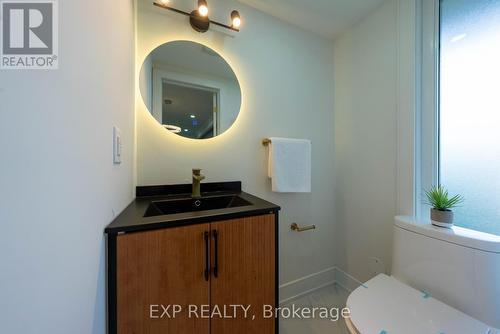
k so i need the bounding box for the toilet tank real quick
[392,216,500,328]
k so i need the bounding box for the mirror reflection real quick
[139,41,242,139]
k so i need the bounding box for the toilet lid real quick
[346,274,495,334]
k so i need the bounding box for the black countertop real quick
[105,182,280,235]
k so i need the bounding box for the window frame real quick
[396,0,439,219]
[418,0,440,219]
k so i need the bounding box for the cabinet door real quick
[210,214,276,334]
[117,224,210,334]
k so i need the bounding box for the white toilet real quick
[345,216,500,334]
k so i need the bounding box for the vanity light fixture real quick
[153,1,241,33]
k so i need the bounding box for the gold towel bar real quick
[291,223,316,232]
[262,138,271,146]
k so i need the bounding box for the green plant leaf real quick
[424,185,464,210]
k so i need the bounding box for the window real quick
[439,0,500,236]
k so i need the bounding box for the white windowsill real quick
[395,215,500,254]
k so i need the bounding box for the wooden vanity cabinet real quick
[110,213,277,334]
[210,215,276,334]
[116,223,211,334]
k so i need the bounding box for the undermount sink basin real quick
[144,194,252,217]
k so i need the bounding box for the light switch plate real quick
[113,126,122,164]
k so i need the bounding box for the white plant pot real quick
[430,208,454,228]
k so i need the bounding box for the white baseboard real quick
[279,267,336,304]
[279,266,364,304]
[334,267,364,292]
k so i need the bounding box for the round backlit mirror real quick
[139,41,242,139]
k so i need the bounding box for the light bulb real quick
[231,10,241,28]
[159,0,169,4]
[198,0,208,16]
[232,17,241,28]
[198,5,208,16]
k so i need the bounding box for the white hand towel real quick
[267,137,311,193]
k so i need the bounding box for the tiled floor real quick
[280,283,351,334]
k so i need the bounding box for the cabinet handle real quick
[204,231,210,281]
[212,230,218,278]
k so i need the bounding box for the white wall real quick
[0,1,135,333]
[333,0,398,282]
[136,0,336,295]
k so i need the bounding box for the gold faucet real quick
[192,168,205,198]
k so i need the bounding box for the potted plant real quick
[425,185,464,228]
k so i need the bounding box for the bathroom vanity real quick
[105,182,280,334]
